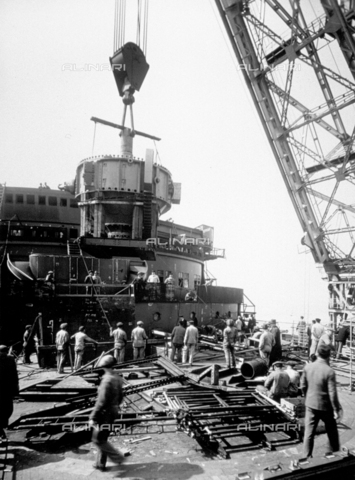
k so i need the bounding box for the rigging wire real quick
[153,140,162,165]
[113,0,117,53]
[143,0,149,57]
[121,0,126,49]
[136,0,142,47]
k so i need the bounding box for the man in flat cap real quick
[0,345,19,440]
[310,318,325,356]
[89,355,125,471]
[23,324,37,364]
[223,319,237,368]
[259,323,275,367]
[131,321,148,360]
[285,361,300,397]
[183,319,199,366]
[110,322,127,363]
[301,343,341,458]
[71,326,98,371]
[317,325,335,355]
[256,360,290,403]
[56,322,70,374]
[269,319,282,364]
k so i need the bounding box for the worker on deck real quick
[247,315,256,334]
[89,355,125,471]
[92,271,102,293]
[317,325,335,355]
[23,324,36,364]
[183,319,199,366]
[301,344,341,458]
[133,272,146,301]
[147,270,160,283]
[223,319,237,368]
[189,311,198,328]
[147,270,160,300]
[258,323,275,367]
[335,321,350,359]
[256,360,290,403]
[110,322,127,363]
[71,326,98,371]
[235,316,244,345]
[131,321,148,360]
[307,320,316,357]
[55,323,70,374]
[84,270,94,295]
[164,273,175,301]
[310,318,325,356]
[0,345,19,440]
[170,318,186,363]
[285,361,300,397]
[269,319,282,364]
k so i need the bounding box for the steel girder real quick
[215,0,355,279]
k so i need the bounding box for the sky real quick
[0,0,332,329]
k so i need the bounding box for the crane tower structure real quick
[215,0,355,326]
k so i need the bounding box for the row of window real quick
[1,225,78,241]
[5,194,78,208]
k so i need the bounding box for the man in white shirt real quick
[310,318,325,356]
[285,361,300,397]
[56,323,70,374]
[183,320,199,366]
[147,271,160,283]
[71,326,98,371]
[110,322,127,363]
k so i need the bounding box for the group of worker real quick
[255,343,341,459]
[53,321,149,373]
[5,312,344,466]
[169,313,199,365]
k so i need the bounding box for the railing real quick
[134,284,194,303]
[40,282,134,297]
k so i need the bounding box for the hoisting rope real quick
[114,0,148,55]
[113,0,126,53]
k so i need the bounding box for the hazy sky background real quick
[1,0,331,328]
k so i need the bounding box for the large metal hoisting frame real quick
[214,0,355,333]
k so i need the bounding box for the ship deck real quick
[3,350,355,480]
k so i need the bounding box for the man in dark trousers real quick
[269,319,282,364]
[170,318,186,363]
[89,355,125,471]
[301,343,341,458]
[23,324,36,364]
[110,322,127,363]
[0,345,19,439]
[55,323,70,374]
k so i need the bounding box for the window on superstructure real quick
[27,195,35,204]
[38,196,46,205]
[5,194,13,203]
[60,198,67,207]
[194,275,201,289]
[178,273,183,287]
[48,196,57,206]
[16,194,24,204]
[70,199,78,208]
